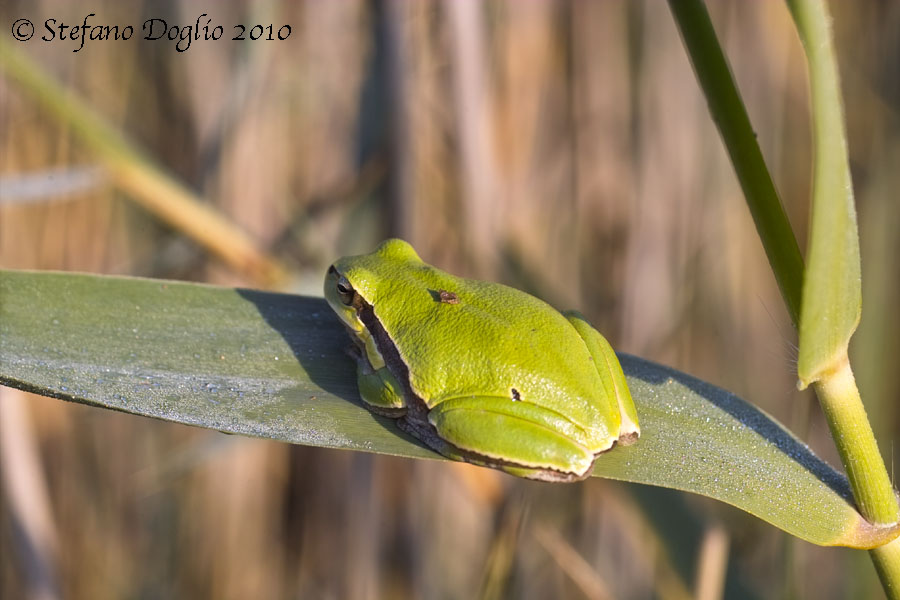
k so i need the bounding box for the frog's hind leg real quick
[426,396,597,481]
[564,311,640,444]
[399,416,587,482]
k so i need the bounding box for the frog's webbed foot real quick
[396,415,450,456]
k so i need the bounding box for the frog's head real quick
[325,239,421,315]
[324,239,422,368]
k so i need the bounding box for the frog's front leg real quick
[350,347,407,416]
[564,311,640,444]
[425,396,598,481]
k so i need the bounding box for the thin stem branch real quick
[667,0,805,326]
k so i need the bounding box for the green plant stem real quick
[670,0,900,594]
[815,360,898,525]
[666,0,805,326]
[872,539,900,597]
[785,0,900,595]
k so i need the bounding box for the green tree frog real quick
[324,239,639,481]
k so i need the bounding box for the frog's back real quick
[360,260,617,437]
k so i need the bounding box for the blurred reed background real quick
[1,1,898,598]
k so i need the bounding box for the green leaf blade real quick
[788,0,862,388]
[595,356,891,549]
[1,270,894,549]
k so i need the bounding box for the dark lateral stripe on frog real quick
[353,294,430,421]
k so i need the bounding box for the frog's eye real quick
[336,277,355,306]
